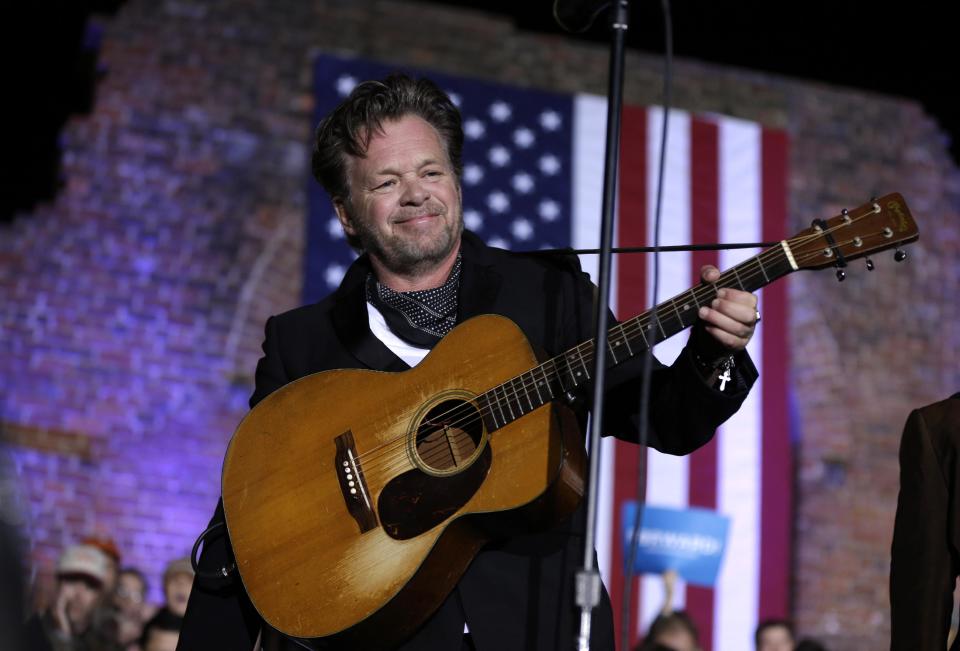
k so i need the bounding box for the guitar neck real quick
[610,241,795,354]
[476,242,796,432]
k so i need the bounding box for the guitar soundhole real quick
[415,399,483,473]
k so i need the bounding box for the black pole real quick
[575,2,629,649]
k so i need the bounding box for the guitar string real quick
[357,222,896,475]
[351,218,897,474]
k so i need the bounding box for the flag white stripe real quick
[639,106,693,632]
[714,117,763,651]
[572,94,617,587]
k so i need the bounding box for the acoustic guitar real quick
[221,193,918,648]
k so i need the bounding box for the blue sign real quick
[621,503,730,587]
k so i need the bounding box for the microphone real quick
[552,0,614,33]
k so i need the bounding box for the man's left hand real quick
[696,265,758,352]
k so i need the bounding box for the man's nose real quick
[400,177,429,205]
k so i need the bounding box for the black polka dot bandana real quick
[365,254,461,348]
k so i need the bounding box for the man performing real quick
[179,74,759,651]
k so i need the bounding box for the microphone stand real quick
[575,1,630,649]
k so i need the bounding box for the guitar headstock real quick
[789,193,919,273]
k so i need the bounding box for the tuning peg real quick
[836,267,846,282]
[866,257,875,271]
[894,248,907,262]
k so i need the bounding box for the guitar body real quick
[221,314,587,648]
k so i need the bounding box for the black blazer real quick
[890,393,960,651]
[179,231,757,651]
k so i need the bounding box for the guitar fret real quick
[637,321,649,348]
[669,299,686,329]
[509,377,526,417]
[731,266,745,290]
[652,315,667,340]
[623,321,645,352]
[607,336,622,365]
[521,374,536,412]
[493,387,508,426]
[565,352,584,386]
[531,368,545,404]
[502,384,516,421]
[480,394,500,431]
[559,356,575,390]
[576,347,591,380]
[540,364,555,399]
[756,256,770,283]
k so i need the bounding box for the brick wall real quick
[1,0,957,645]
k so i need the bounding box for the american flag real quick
[308,53,791,651]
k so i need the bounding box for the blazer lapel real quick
[329,257,410,372]
[457,232,502,322]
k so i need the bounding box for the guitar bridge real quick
[334,431,378,533]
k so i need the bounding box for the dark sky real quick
[435,1,959,164]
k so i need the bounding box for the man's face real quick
[57,576,102,634]
[335,114,463,278]
[163,572,193,617]
[757,625,794,651]
[114,571,145,614]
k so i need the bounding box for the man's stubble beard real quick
[352,201,464,277]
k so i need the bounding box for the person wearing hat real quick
[161,557,194,619]
[26,543,121,651]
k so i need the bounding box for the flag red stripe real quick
[610,104,648,649]
[685,116,720,650]
[758,128,792,620]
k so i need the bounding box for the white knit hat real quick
[56,544,111,586]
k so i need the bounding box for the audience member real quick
[637,611,701,651]
[27,543,120,651]
[81,537,121,595]
[160,557,193,618]
[80,536,127,647]
[755,618,795,651]
[794,638,829,651]
[113,567,152,650]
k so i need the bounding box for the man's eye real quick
[375,180,396,190]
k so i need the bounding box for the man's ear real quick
[333,199,355,237]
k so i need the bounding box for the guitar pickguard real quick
[379,395,492,540]
[378,446,491,540]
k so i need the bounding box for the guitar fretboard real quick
[476,242,796,432]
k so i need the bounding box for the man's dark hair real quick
[118,566,147,590]
[311,73,464,202]
[755,618,794,648]
[139,607,183,648]
[637,610,700,650]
